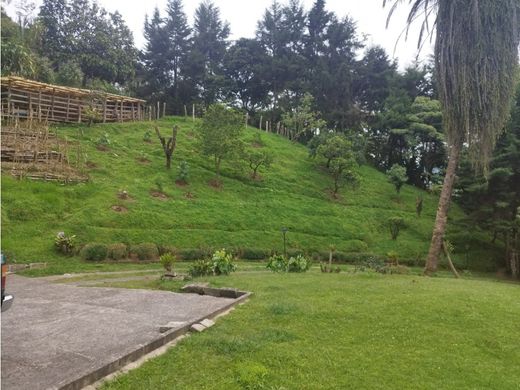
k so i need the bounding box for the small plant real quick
[107,243,128,260]
[160,252,176,274]
[188,259,213,277]
[266,254,287,273]
[143,130,152,143]
[355,257,385,273]
[212,249,237,275]
[96,133,110,148]
[251,132,265,147]
[154,178,164,192]
[287,254,312,273]
[177,160,189,184]
[80,243,108,261]
[130,243,159,260]
[387,250,399,265]
[244,149,272,179]
[117,189,129,199]
[387,164,408,194]
[388,217,405,240]
[54,231,76,255]
[84,106,102,126]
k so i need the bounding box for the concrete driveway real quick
[1,275,242,390]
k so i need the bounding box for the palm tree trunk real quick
[424,140,462,275]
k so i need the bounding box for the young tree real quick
[387,164,408,194]
[316,135,351,168]
[155,125,179,169]
[386,0,520,274]
[198,104,243,180]
[282,93,326,142]
[244,149,273,179]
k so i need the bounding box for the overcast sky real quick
[4,0,433,69]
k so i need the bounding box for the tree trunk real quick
[424,140,462,275]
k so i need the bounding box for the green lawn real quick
[1,117,501,273]
[99,270,520,390]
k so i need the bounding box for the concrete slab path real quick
[1,275,238,390]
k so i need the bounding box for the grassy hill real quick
[1,116,500,271]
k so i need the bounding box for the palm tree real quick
[385,0,520,275]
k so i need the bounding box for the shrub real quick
[160,252,176,273]
[343,239,368,253]
[388,217,405,240]
[387,164,408,194]
[178,248,206,260]
[287,254,312,273]
[188,259,213,277]
[80,243,108,261]
[240,247,271,260]
[212,249,237,275]
[380,264,410,275]
[107,243,127,260]
[54,231,76,255]
[266,255,287,273]
[143,131,152,142]
[158,245,177,256]
[177,160,189,183]
[387,251,399,265]
[96,133,110,148]
[130,243,159,260]
[355,256,385,273]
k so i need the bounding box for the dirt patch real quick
[175,179,188,187]
[251,141,264,148]
[111,205,128,213]
[136,157,151,165]
[96,145,110,152]
[208,178,222,189]
[86,161,98,169]
[150,190,169,200]
[117,191,135,201]
[184,191,196,200]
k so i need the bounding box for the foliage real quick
[143,131,152,143]
[54,232,76,255]
[177,160,189,183]
[107,243,128,260]
[212,249,237,275]
[188,259,213,277]
[287,254,312,273]
[96,132,110,147]
[160,252,176,273]
[198,104,244,179]
[388,217,405,240]
[387,164,408,194]
[130,243,159,261]
[84,106,102,126]
[266,254,287,273]
[281,93,327,142]
[55,61,84,87]
[80,243,108,261]
[244,149,272,179]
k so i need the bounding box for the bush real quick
[240,247,271,260]
[160,252,176,273]
[143,131,152,142]
[266,255,287,272]
[188,259,213,277]
[179,248,209,260]
[287,254,312,273]
[177,161,189,183]
[130,243,159,260]
[80,243,108,261]
[54,231,76,255]
[212,249,237,275]
[343,240,368,253]
[158,244,178,256]
[380,264,410,275]
[354,256,385,272]
[107,243,128,260]
[96,133,110,147]
[388,217,405,240]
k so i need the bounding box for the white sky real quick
[4,0,433,69]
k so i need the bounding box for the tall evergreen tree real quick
[187,1,230,106]
[164,0,191,113]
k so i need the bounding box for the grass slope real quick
[1,117,499,271]
[99,271,520,390]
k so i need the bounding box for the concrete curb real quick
[60,291,251,390]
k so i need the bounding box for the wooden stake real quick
[156,101,160,120]
[120,99,124,122]
[245,112,248,128]
[50,88,56,120]
[184,105,187,117]
[192,104,195,121]
[259,115,263,131]
[163,102,166,118]
[102,96,107,123]
[66,94,71,122]
[265,121,269,132]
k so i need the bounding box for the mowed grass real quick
[100,271,520,390]
[1,116,500,273]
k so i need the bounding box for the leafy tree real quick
[386,0,520,274]
[317,136,359,197]
[223,38,269,113]
[244,149,273,179]
[282,93,326,142]
[198,104,243,180]
[387,164,408,194]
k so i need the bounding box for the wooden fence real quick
[0,76,146,124]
